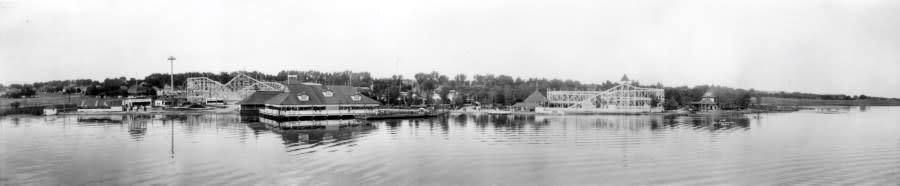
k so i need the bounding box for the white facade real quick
[538,80,664,113]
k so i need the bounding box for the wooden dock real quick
[356,111,448,120]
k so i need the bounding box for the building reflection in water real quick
[533,115,667,132]
[451,114,468,127]
[125,115,152,141]
[273,124,376,145]
[672,115,751,131]
[75,115,153,141]
[76,115,125,124]
[531,114,751,132]
[239,114,260,122]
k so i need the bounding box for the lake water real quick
[2,107,899,185]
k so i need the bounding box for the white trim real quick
[268,104,378,107]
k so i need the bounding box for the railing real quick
[536,106,662,113]
[260,108,376,117]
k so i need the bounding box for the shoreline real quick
[452,108,800,117]
[1,105,882,118]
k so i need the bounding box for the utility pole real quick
[168,56,176,90]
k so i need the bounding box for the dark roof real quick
[513,102,541,108]
[521,91,547,103]
[691,99,717,105]
[237,91,283,105]
[513,91,546,108]
[258,83,380,106]
[127,84,153,95]
[106,100,123,107]
[620,74,630,82]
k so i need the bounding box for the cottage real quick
[690,92,719,112]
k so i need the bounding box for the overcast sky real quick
[1,0,898,97]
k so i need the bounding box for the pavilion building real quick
[690,91,720,112]
[242,82,381,120]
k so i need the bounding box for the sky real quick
[1,0,898,97]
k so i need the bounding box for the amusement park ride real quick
[185,74,287,102]
[537,75,665,114]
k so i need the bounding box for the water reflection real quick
[2,107,899,185]
[239,114,260,122]
[77,115,124,124]
[672,115,751,131]
[531,114,750,132]
[274,125,376,145]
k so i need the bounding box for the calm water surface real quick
[2,107,899,185]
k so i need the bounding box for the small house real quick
[690,91,719,112]
[513,91,547,111]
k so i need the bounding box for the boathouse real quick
[248,82,381,120]
[237,91,283,115]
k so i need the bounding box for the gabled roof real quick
[522,91,547,103]
[127,84,153,95]
[702,91,715,97]
[254,83,380,106]
[237,91,283,105]
[620,74,630,82]
[692,99,717,105]
[700,99,717,104]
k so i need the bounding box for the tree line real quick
[2,70,894,110]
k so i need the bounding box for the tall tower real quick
[168,56,176,90]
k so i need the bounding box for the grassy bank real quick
[759,97,900,106]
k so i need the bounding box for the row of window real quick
[297,94,362,101]
[264,106,374,111]
[266,106,327,111]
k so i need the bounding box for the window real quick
[351,95,361,101]
[298,95,309,101]
[323,90,333,97]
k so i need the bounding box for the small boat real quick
[486,110,512,115]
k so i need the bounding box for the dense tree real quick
[8,69,896,109]
[1,84,37,98]
[663,98,680,110]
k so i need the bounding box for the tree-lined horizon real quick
[1,70,894,109]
